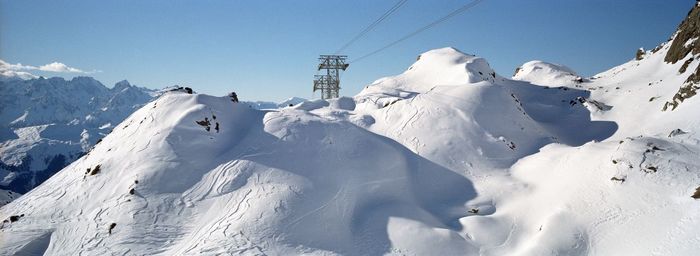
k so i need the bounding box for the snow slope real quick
[2,45,695,255]
[2,4,700,255]
[0,75,308,199]
[355,48,616,171]
[0,92,479,255]
[353,47,699,254]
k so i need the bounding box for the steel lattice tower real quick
[313,55,349,99]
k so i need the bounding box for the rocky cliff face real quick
[663,2,700,110]
[665,3,700,65]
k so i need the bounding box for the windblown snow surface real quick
[3,8,700,256]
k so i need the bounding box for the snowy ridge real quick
[246,97,308,110]
[0,76,304,201]
[355,47,615,170]
[2,6,700,255]
[0,92,478,255]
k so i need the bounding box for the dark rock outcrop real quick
[636,48,645,60]
[665,3,700,65]
[663,3,700,111]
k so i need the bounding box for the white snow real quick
[247,97,308,110]
[2,18,700,256]
[512,60,584,87]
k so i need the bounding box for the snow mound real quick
[357,47,499,103]
[355,48,615,170]
[409,47,499,85]
[328,97,356,111]
[0,93,478,255]
[512,60,584,87]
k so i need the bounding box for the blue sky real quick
[1,0,695,101]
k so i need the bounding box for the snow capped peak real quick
[512,60,584,87]
[517,60,577,75]
[244,97,308,109]
[416,47,474,64]
[278,96,306,107]
[408,47,498,86]
[357,47,499,102]
[112,80,132,91]
[69,76,100,84]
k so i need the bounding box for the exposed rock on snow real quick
[662,3,700,110]
[1,44,698,254]
[0,93,479,255]
[636,48,646,60]
[668,128,688,137]
[665,3,700,65]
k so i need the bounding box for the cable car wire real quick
[334,0,408,54]
[350,0,486,63]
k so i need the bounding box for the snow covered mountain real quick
[0,77,158,197]
[0,76,305,203]
[512,60,585,87]
[2,4,700,256]
[246,97,308,110]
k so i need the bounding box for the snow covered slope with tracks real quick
[2,4,700,255]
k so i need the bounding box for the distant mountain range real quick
[0,77,158,196]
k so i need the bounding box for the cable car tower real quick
[313,55,348,99]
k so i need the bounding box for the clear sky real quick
[1,0,696,101]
